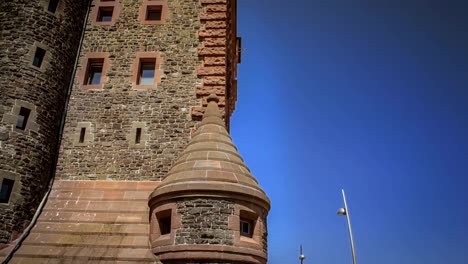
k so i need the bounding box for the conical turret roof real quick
[149,94,270,210]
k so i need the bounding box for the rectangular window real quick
[135,128,142,144]
[79,127,86,143]
[157,210,171,235]
[97,6,114,22]
[32,47,46,68]
[47,0,59,13]
[85,59,104,85]
[137,59,156,85]
[0,179,14,203]
[146,5,162,21]
[16,107,31,130]
[240,220,252,237]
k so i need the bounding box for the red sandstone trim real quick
[130,52,163,90]
[149,202,180,247]
[192,0,229,121]
[153,244,267,264]
[229,203,265,250]
[76,52,111,90]
[89,0,121,26]
[139,0,169,25]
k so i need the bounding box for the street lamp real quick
[337,189,357,264]
[299,244,306,264]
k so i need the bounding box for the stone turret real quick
[148,94,270,264]
[0,0,88,244]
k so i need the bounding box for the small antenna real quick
[299,244,306,264]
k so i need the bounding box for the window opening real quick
[138,59,156,85]
[79,127,86,143]
[48,0,59,13]
[240,219,253,238]
[135,128,142,144]
[16,107,31,130]
[0,179,14,203]
[85,59,104,85]
[33,47,46,68]
[97,6,114,22]
[157,210,171,235]
[146,5,162,21]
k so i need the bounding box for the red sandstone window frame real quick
[90,0,121,26]
[131,52,162,89]
[150,203,180,247]
[139,0,169,25]
[77,52,111,90]
[229,205,264,249]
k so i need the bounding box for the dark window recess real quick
[16,107,31,130]
[85,59,104,85]
[47,0,59,13]
[240,219,254,238]
[97,7,114,22]
[32,47,46,68]
[135,128,142,144]
[157,210,171,235]
[146,5,162,21]
[0,179,14,203]
[137,59,156,85]
[79,127,86,143]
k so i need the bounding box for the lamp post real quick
[337,189,357,264]
[299,244,306,264]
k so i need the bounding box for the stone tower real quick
[0,0,267,262]
[0,0,88,243]
[149,94,270,264]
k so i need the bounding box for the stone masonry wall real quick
[175,198,235,246]
[0,0,87,243]
[56,0,205,181]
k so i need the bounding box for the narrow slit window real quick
[138,59,156,85]
[146,5,162,21]
[97,6,114,22]
[79,127,86,143]
[0,179,14,204]
[85,58,104,85]
[32,47,46,68]
[135,128,142,144]
[16,107,31,130]
[47,0,59,13]
[157,210,171,235]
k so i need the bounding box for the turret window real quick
[47,0,59,13]
[157,209,172,235]
[240,219,254,238]
[239,210,257,238]
[32,47,46,68]
[0,179,14,203]
[16,107,31,130]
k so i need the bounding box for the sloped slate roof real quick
[0,181,160,263]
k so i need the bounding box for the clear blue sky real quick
[230,1,468,264]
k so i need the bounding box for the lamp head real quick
[337,207,347,216]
